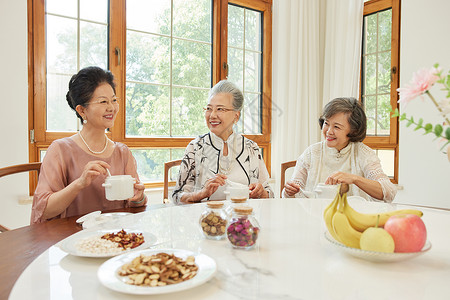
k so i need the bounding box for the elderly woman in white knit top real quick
[283,97,397,202]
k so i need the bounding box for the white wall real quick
[0,0,31,229]
[394,0,450,208]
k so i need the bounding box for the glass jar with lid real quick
[227,206,260,249]
[199,201,228,240]
[225,197,248,216]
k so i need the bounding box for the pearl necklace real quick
[78,131,109,154]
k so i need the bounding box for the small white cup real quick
[102,175,136,201]
[314,183,338,199]
[224,186,249,201]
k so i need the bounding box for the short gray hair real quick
[208,80,244,112]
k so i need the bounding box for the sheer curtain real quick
[271,0,363,193]
[322,0,364,104]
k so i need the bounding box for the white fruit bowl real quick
[324,231,432,263]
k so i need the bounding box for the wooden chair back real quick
[163,159,182,203]
[0,162,42,232]
[0,162,42,178]
[280,160,296,197]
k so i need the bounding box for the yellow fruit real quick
[331,194,361,248]
[323,194,341,242]
[360,227,395,253]
[332,211,362,248]
[343,196,423,232]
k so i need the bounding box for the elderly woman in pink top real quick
[31,67,147,224]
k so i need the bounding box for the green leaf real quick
[446,127,450,140]
[434,124,443,137]
[400,113,407,121]
[424,123,433,133]
[434,63,440,68]
[406,116,414,127]
[391,108,399,117]
[414,118,423,131]
[440,140,450,151]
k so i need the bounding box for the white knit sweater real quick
[283,141,397,202]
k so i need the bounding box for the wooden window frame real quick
[27,0,272,189]
[361,0,400,183]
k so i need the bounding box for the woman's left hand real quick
[325,171,358,185]
[249,183,268,199]
[326,171,385,200]
[128,182,147,206]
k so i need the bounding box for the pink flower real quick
[397,67,441,105]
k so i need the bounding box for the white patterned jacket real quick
[172,132,273,204]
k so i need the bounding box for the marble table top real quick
[9,198,450,300]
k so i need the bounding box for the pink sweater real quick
[31,137,140,224]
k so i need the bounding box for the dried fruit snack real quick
[199,201,228,240]
[101,229,145,250]
[118,253,198,287]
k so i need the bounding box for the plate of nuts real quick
[97,249,217,295]
[59,228,156,258]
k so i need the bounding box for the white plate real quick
[324,231,432,263]
[76,211,101,224]
[59,229,157,258]
[101,212,133,218]
[97,248,217,295]
[77,212,133,229]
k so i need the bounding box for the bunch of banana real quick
[328,186,362,249]
[323,183,423,249]
[323,191,341,242]
[343,196,423,232]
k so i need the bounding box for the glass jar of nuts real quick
[227,206,260,250]
[199,201,228,240]
[225,197,248,217]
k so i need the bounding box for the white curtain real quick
[322,0,364,105]
[271,0,363,194]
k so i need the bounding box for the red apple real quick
[384,214,427,253]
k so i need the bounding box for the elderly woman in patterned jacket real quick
[172,80,274,204]
[283,97,397,202]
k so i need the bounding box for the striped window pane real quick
[227,4,263,134]
[125,0,212,138]
[362,9,392,136]
[45,0,108,132]
[131,148,185,182]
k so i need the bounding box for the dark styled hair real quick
[66,66,116,123]
[318,97,367,142]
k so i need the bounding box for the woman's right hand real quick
[200,174,227,199]
[284,180,300,196]
[77,160,111,189]
[42,160,111,220]
[181,174,227,203]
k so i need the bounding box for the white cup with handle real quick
[296,181,338,198]
[102,175,136,200]
[223,180,249,201]
[313,183,338,199]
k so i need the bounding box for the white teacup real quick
[102,175,136,201]
[313,183,338,199]
[224,186,249,201]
